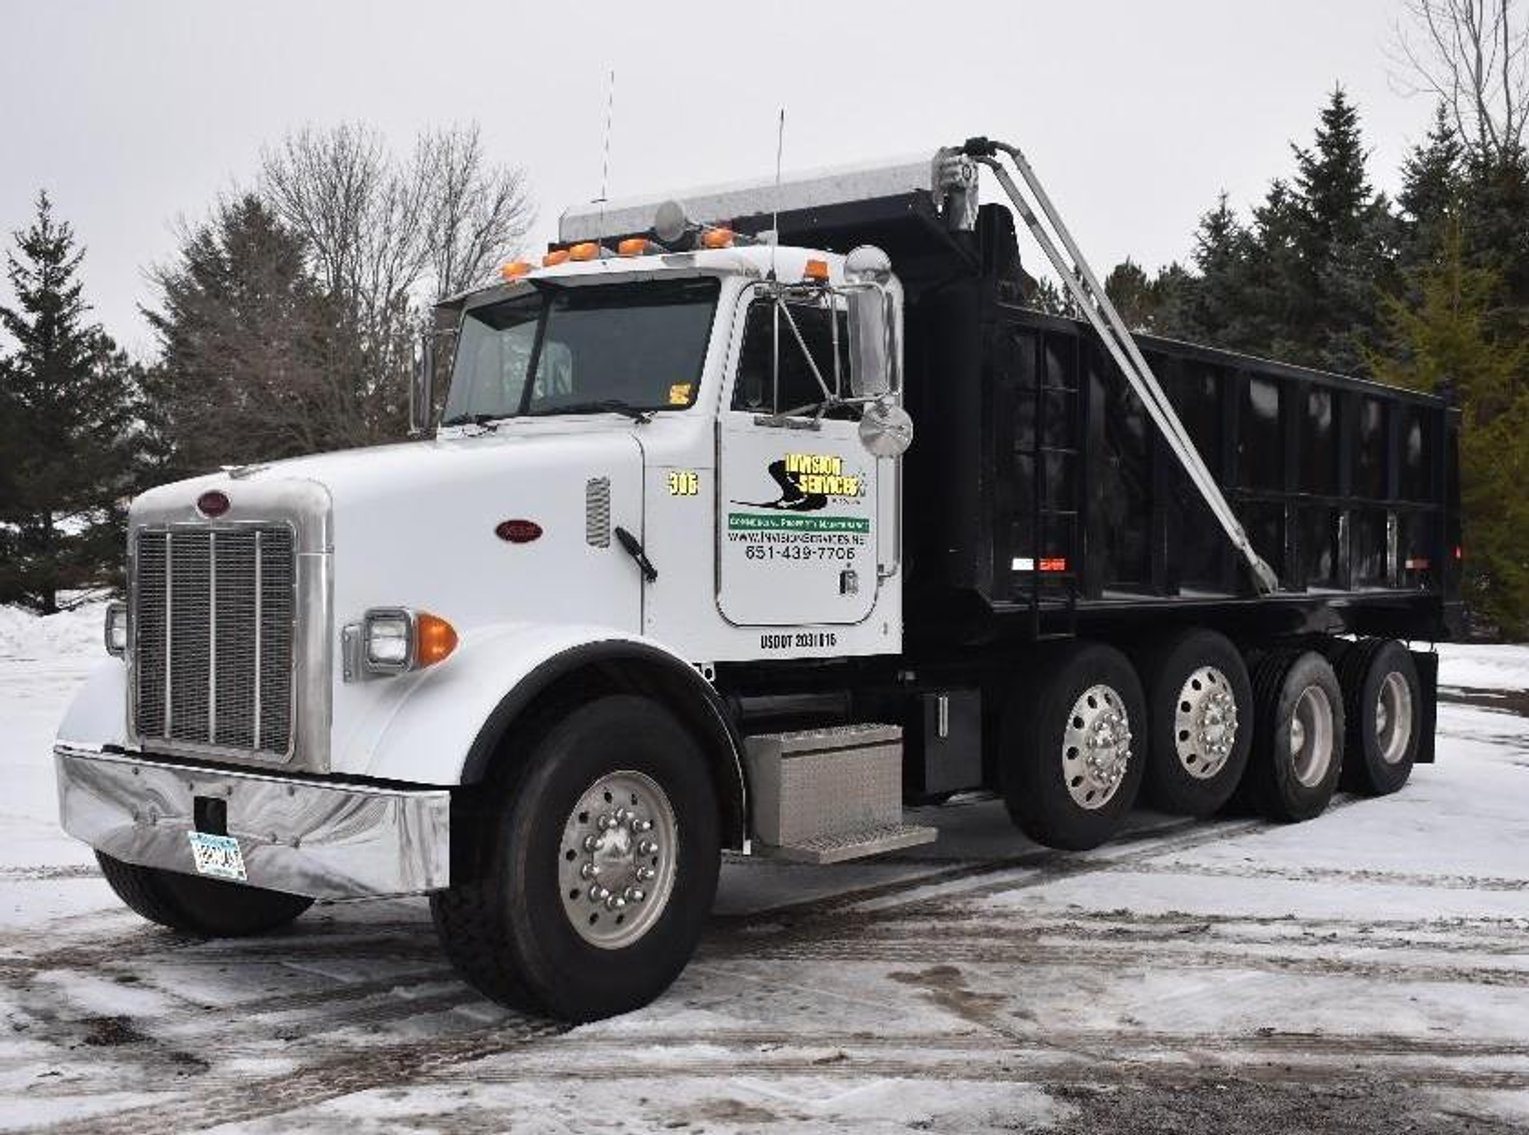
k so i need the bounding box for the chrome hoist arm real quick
[949,137,1280,595]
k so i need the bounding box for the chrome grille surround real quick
[127,479,332,773]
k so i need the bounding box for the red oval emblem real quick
[197,490,231,518]
[495,519,542,544]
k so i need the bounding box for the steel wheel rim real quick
[1172,665,1238,780]
[1375,671,1414,765]
[559,770,678,950]
[1062,683,1133,810]
[1288,685,1334,788]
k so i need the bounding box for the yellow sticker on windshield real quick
[669,383,694,406]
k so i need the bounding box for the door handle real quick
[615,526,658,583]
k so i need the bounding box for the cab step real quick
[760,822,936,865]
[743,723,936,864]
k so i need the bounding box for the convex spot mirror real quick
[859,398,913,458]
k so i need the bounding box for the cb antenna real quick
[770,106,785,280]
[597,68,616,256]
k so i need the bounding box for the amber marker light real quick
[543,248,571,267]
[803,258,830,281]
[700,227,735,249]
[617,238,652,257]
[568,242,600,261]
[500,259,532,280]
[414,613,458,668]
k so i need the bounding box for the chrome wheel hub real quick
[1173,666,1239,780]
[1289,685,1335,788]
[559,770,678,949]
[1375,670,1413,765]
[1062,684,1133,810]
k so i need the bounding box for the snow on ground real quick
[1,605,1527,1133]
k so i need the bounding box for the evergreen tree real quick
[1399,105,1466,240]
[1371,221,1529,636]
[143,194,350,477]
[0,192,141,612]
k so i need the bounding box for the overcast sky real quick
[2,0,1437,357]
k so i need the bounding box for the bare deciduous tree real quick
[1393,0,1529,160]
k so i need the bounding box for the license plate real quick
[188,832,247,882]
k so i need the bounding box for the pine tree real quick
[143,194,346,477]
[1287,88,1397,374]
[0,192,141,612]
[1371,221,1529,636]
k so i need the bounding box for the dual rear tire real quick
[1001,631,1421,849]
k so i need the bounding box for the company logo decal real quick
[738,452,863,512]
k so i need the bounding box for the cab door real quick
[717,291,878,627]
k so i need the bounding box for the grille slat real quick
[134,525,295,759]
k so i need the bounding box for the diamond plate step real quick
[760,822,937,865]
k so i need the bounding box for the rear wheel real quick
[1243,650,1345,823]
[1000,642,1147,851]
[96,852,313,936]
[1139,629,1253,817]
[1334,638,1421,796]
[431,695,720,1022]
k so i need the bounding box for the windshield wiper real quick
[531,400,653,424]
[439,412,506,430]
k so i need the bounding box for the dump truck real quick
[55,138,1462,1021]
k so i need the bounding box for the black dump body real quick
[716,187,1464,649]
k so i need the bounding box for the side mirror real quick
[844,246,898,400]
[409,334,434,437]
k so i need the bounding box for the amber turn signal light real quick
[414,612,458,668]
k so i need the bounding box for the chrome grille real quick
[133,525,295,758]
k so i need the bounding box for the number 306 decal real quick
[667,470,700,496]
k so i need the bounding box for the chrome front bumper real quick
[55,746,450,899]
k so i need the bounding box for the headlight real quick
[346,608,458,680]
[365,610,414,670]
[104,601,128,657]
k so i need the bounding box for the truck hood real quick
[131,424,648,637]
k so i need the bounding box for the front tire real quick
[1000,642,1147,851]
[431,695,721,1022]
[96,852,313,936]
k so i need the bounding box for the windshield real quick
[443,277,720,424]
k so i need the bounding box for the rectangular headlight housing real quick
[104,601,128,657]
[363,608,414,673]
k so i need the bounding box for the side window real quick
[732,299,849,415]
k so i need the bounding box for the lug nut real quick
[590,885,609,902]
[634,818,653,832]
[636,866,655,882]
[625,887,645,903]
[638,839,658,856]
[597,814,614,831]
[582,834,601,852]
[606,895,627,911]
[580,863,600,880]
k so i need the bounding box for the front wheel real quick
[96,852,313,936]
[431,695,721,1022]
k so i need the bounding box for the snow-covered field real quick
[2,607,1527,1133]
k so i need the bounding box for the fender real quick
[56,659,130,752]
[341,623,749,848]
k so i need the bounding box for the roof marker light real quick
[542,248,571,267]
[700,228,735,250]
[803,258,830,281]
[617,238,652,257]
[568,242,600,262]
[500,260,532,280]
